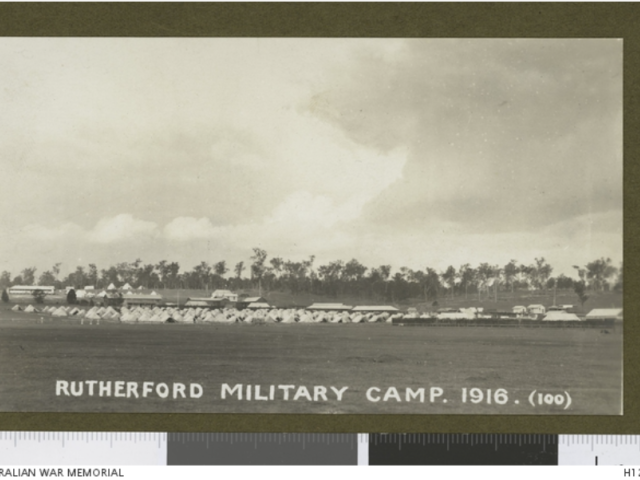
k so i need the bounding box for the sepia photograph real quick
[0,38,622,415]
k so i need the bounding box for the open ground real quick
[0,309,622,415]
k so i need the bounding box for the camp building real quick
[123,294,164,307]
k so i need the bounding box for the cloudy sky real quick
[0,38,622,278]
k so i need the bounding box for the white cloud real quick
[87,214,158,244]
[266,191,361,227]
[164,217,219,242]
[162,191,362,245]
[0,39,621,278]
[159,191,365,262]
[22,222,85,241]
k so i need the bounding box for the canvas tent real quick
[121,283,132,290]
[107,283,117,291]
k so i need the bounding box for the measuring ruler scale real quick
[2,433,640,465]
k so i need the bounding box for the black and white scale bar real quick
[0,432,167,465]
[167,433,358,465]
[3,433,640,465]
[367,434,557,465]
[559,435,640,465]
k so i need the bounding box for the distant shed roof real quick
[184,300,210,307]
[247,302,271,309]
[124,297,163,306]
[352,305,399,312]
[211,289,236,298]
[542,311,581,321]
[185,297,229,308]
[586,308,623,320]
[307,303,353,311]
[241,297,267,304]
[125,294,164,301]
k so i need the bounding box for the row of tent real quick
[10,304,622,324]
[102,306,398,324]
[13,304,402,324]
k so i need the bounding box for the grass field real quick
[0,309,622,415]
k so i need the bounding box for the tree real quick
[390,272,410,301]
[234,261,245,278]
[305,255,316,293]
[343,258,367,297]
[32,289,46,304]
[573,280,589,310]
[250,248,268,295]
[585,257,617,291]
[533,257,553,292]
[1,289,9,303]
[441,265,457,299]
[38,270,56,287]
[52,263,62,288]
[378,265,391,299]
[573,265,587,282]
[137,263,157,288]
[424,267,441,300]
[165,262,181,289]
[476,263,493,300]
[283,260,310,294]
[100,266,119,288]
[155,260,169,288]
[317,260,344,297]
[214,261,228,277]
[71,266,86,288]
[491,265,502,302]
[517,264,535,290]
[270,257,284,279]
[193,261,211,290]
[0,271,11,289]
[114,261,136,286]
[343,259,367,282]
[67,288,77,305]
[555,274,574,289]
[87,264,98,287]
[21,267,37,286]
[503,260,518,293]
[457,264,475,300]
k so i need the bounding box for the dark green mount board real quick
[0,3,634,434]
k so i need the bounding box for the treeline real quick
[0,250,622,303]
